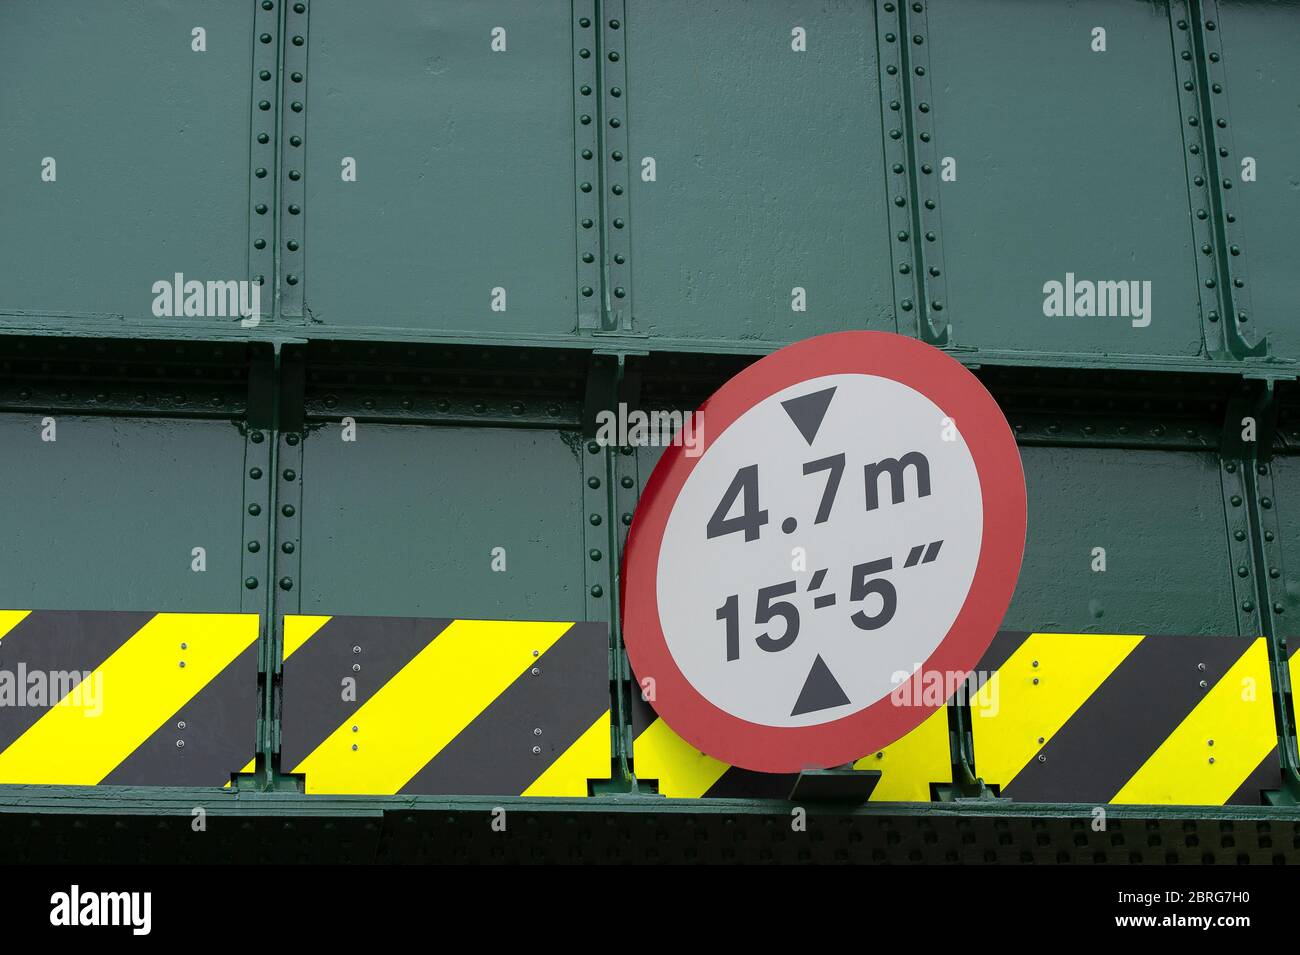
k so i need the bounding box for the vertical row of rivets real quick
[278,1,310,319]
[876,1,948,345]
[582,435,613,624]
[242,429,273,611]
[1220,456,1259,636]
[244,350,276,785]
[1191,0,1259,355]
[573,2,602,330]
[598,2,632,332]
[1252,460,1299,780]
[249,0,281,315]
[613,441,639,776]
[1172,1,1263,359]
[275,436,304,608]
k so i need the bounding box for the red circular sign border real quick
[621,331,1027,774]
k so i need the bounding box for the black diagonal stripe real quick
[100,643,259,788]
[1226,747,1282,806]
[965,630,1028,697]
[0,610,155,750]
[1003,634,1251,804]
[399,622,610,796]
[279,615,452,770]
[704,767,798,799]
[629,685,657,738]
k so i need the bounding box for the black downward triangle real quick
[790,654,852,717]
[780,387,837,445]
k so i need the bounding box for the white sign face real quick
[655,373,983,729]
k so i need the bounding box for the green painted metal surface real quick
[3,0,1300,861]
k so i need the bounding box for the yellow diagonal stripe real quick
[1113,638,1276,805]
[633,716,730,798]
[291,619,572,795]
[971,632,1143,790]
[854,704,951,802]
[522,711,611,797]
[283,615,331,661]
[0,613,258,785]
[0,611,31,640]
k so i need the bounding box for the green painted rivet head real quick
[1181,50,1192,61]
[581,285,594,297]
[580,113,592,124]
[1242,601,1254,612]
[613,217,625,228]
[294,2,305,11]
[886,32,896,42]
[622,513,633,525]
[886,64,897,75]
[579,17,591,28]
[894,196,906,207]
[924,199,935,210]
[250,467,263,479]
[889,128,902,140]
[1234,530,1246,541]
[581,252,595,264]
[581,217,593,229]
[254,238,266,250]
[913,35,923,44]
[250,431,265,444]
[283,468,296,481]
[579,48,591,58]
[280,577,294,591]
[1262,497,1272,508]
[262,0,273,9]
[580,85,591,96]
[286,274,298,285]
[1225,461,1237,472]
[1238,565,1249,578]
[621,476,634,489]
[896,230,909,241]
[1196,209,1207,219]
[608,51,620,62]
[581,149,593,160]
[260,33,273,44]
[931,300,944,311]
[286,433,300,446]
[1207,311,1219,322]
[898,264,911,274]
[1204,278,1216,289]
[1231,495,1242,507]
[282,504,296,517]
[255,167,268,179]
[614,287,626,298]
[291,71,303,82]
[587,441,600,454]
[590,585,604,598]
[613,253,626,264]
[611,87,622,97]
[918,102,930,113]
[892,163,904,174]
[580,181,592,192]
[287,239,300,251]
[291,101,303,112]
[282,542,295,554]
[255,203,268,215]
[293,35,304,46]
[609,19,620,29]
[588,477,601,489]
[245,577,259,590]
[260,69,272,81]
[589,513,602,525]
[1275,604,1285,615]
[258,100,271,111]
[289,204,301,214]
[611,150,623,161]
[258,132,270,144]
[289,169,301,181]
[248,541,260,553]
[612,184,623,195]
[900,299,913,311]
[1189,144,1200,155]
[609,117,621,129]
[1184,81,1194,91]
[589,549,602,561]
[248,503,261,516]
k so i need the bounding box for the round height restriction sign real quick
[622,331,1026,773]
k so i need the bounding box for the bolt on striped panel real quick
[628,693,951,800]
[0,610,258,787]
[280,616,611,796]
[969,632,1281,805]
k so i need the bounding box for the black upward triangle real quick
[791,654,851,716]
[780,387,836,445]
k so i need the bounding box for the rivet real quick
[532,746,542,755]
[611,150,623,161]
[621,476,634,488]
[287,239,299,252]
[1037,754,1046,762]
[1032,660,1039,668]
[897,230,909,241]
[1199,680,1208,688]
[1237,565,1248,578]
[1262,497,1272,508]
[1226,461,1237,472]
[353,646,362,654]
[531,667,540,675]
[589,513,602,525]
[293,2,304,11]
[1037,737,1044,744]
[1234,530,1246,541]
[291,71,303,83]
[247,541,260,553]
[178,721,187,730]
[612,184,623,196]
[534,728,542,736]
[581,252,595,264]
[533,650,540,657]
[288,169,301,181]
[581,286,594,297]
[613,217,625,229]
[581,217,593,228]
[255,203,268,215]
[578,17,590,27]
[1032,677,1039,685]
[1208,757,1215,764]
[1231,495,1242,506]
[590,585,603,597]
[352,725,359,733]
[260,33,273,44]
[257,132,270,144]
[288,204,301,215]
[609,117,621,129]
[248,503,261,516]
[614,287,626,298]
[894,196,906,207]
[245,577,258,590]
[177,740,185,748]
[279,577,293,590]
[622,513,633,525]
[1242,600,1254,612]
[899,264,911,274]
[179,661,186,669]
[608,51,619,62]
[286,274,299,285]
[900,299,913,311]
[254,238,266,249]
[1275,603,1285,615]
[352,744,358,751]
[886,32,896,42]
[589,549,602,561]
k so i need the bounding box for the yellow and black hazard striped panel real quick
[628,693,952,800]
[280,616,612,796]
[0,610,258,787]
[969,631,1281,805]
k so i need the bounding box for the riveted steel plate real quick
[299,0,578,336]
[925,0,1204,356]
[1003,446,1239,635]
[624,0,897,344]
[0,415,246,612]
[0,0,254,330]
[1215,1,1300,360]
[296,424,587,620]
